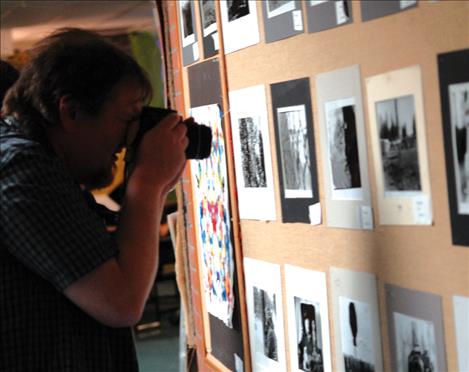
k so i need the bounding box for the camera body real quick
[132,106,212,160]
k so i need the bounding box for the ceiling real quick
[0,0,158,54]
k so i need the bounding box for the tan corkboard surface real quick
[223,1,468,371]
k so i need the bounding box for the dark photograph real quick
[339,297,375,372]
[449,82,469,215]
[393,312,437,372]
[294,297,324,372]
[239,116,267,188]
[254,287,278,361]
[376,95,421,192]
[277,106,313,198]
[201,0,216,30]
[325,100,362,190]
[228,0,250,22]
[181,0,194,38]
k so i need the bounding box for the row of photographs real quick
[244,257,468,372]
[178,0,422,64]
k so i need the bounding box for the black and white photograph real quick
[294,297,324,372]
[325,98,362,193]
[239,116,267,188]
[227,0,250,22]
[339,297,375,372]
[266,0,295,19]
[201,0,217,35]
[376,95,421,193]
[277,105,313,198]
[180,0,194,39]
[254,286,279,362]
[310,0,328,6]
[393,312,437,372]
[449,82,469,215]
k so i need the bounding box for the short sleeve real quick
[1,144,119,291]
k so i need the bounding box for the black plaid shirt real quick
[0,117,138,371]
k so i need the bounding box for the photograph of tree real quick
[254,286,279,362]
[277,105,313,198]
[449,81,469,215]
[325,98,361,191]
[393,312,437,372]
[339,297,375,372]
[376,95,421,192]
[180,0,194,38]
[227,0,250,21]
[239,116,267,188]
[201,0,216,30]
[295,297,324,372]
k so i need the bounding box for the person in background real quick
[0,28,188,371]
[0,59,19,104]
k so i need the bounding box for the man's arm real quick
[64,114,188,327]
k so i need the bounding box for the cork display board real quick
[174,1,469,371]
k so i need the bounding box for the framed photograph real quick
[221,0,259,54]
[201,0,217,36]
[190,104,235,328]
[277,105,312,199]
[437,48,469,246]
[229,85,276,221]
[306,0,352,33]
[316,65,373,230]
[325,98,362,200]
[285,265,332,372]
[179,0,195,47]
[261,0,303,43]
[271,78,320,223]
[453,295,469,371]
[393,312,438,372]
[267,0,295,19]
[330,268,383,372]
[365,65,432,225]
[361,0,418,22]
[385,284,447,372]
[244,258,286,371]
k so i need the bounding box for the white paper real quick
[400,0,417,9]
[309,203,322,225]
[266,0,295,19]
[244,258,287,371]
[285,265,332,372]
[234,353,244,372]
[229,85,276,221]
[212,32,220,51]
[220,0,260,54]
[335,1,348,25]
[453,295,469,372]
[360,205,374,230]
[192,42,199,61]
[412,195,432,225]
[293,10,303,31]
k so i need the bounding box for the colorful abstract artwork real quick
[190,104,234,327]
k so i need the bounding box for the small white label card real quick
[212,32,219,51]
[413,195,432,225]
[309,202,322,225]
[292,10,303,31]
[192,42,199,61]
[335,1,348,24]
[360,205,374,230]
[234,353,244,372]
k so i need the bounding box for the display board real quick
[174,1,469,371]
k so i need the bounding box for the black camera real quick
[130,106,212,160]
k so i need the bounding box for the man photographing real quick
[1,28,188,371]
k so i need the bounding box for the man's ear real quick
[58,95,79,132]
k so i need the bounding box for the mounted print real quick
[360,0,417,22]
[229,85,276,221]
[385,284,447,372]
[365,65,432,225]
[316,65,373,230]
[285,265,332,372]
[199,0,219,59]
[437,48,469,246]
[244,258,286,371]
[453,295,469,371]
[261,1,304,43]
[330,268,383,372]
[220,0,260,54]
[306,0,353,34]
[178,0,199,66]
[271,78,320,223]
[190,104,235,328]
